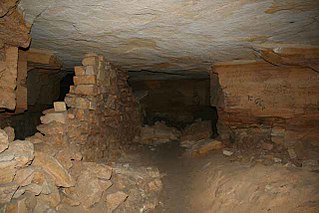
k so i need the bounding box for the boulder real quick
[32,152,75,187]
[75,172,104,209]
[6,140,34,168]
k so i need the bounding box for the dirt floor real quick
[122,141,319,213]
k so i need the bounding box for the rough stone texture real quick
[33,152,75,187]
[16,49,28,112]
[6,140,34,168]
[105,191,128,212]
[0,46,18,110]
[0,161,17,184]
[0,0,30,110]
[0,129,9,153]
[18,0,319,72]
[214,60,319,119]
[213,59,319,154]
[181,120,212,142]
[139,121,181,145]
[0,183,18,204]
[4,126,15,142]
[0,1,31,48]
[65,54,141,160]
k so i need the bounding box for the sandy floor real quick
[122,142,319,213]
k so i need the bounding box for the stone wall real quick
[0,53,158,212]
[64,53,141,160]
[212,60,319,148]
[0,46,19,110]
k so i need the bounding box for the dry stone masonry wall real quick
[65,53,141,160]
[0,53,161,212]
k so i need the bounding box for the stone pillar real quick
[65,53,141,160]
[0,46,18,110]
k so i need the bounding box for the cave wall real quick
[0,1,30,110]
[0,46,19,110]
[129,78,210,127]
[213,60,319,147]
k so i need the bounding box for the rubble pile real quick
[0,125,162,212]
[0,53,162,212]
[180,120,211,148]
[220,127,319,170]
[139,121,181,145]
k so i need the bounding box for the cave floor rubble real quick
[122,140,319,213]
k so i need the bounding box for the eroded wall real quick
[0,46,19,110]
[213,60,319,148]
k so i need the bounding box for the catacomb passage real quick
[0,1,319,212]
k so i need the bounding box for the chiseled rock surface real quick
[19,0,319,72]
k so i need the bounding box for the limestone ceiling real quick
[19,0,319,72]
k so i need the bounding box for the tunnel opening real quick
[129,70,219,138]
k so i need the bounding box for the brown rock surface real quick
[75,172,104,209]
[0,129,9,153]
[3,127,15,142]
[32,152,75,187]
[105,191,128,213]
[0,183,18,204]
[0,160,17,184]
[191,139,224,157]
[6,140,34,167]
[140,121,181,145]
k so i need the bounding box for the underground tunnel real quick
[0,0,319,212]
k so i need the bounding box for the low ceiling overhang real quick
[18,0,319,73]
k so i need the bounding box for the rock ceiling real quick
[19,0,319,72]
